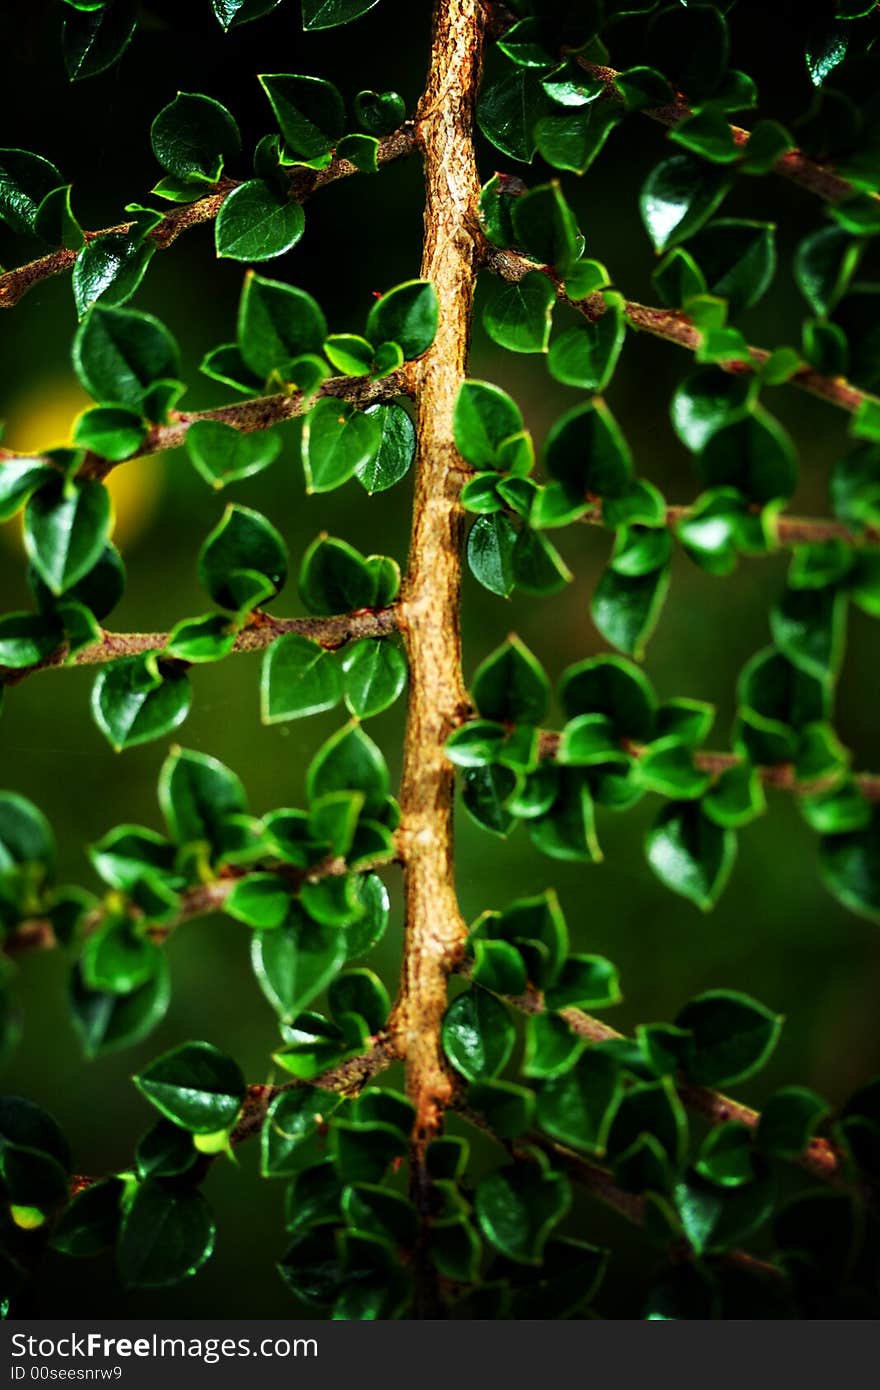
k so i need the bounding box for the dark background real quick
[1,0,879,1316]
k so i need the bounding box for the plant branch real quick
[6,846,402,958]
[484,246,874,418]
[76,370,410,481]
[388,0,485,1165]
[577,503,880,548]
[483,0,871,207]
[0,127,418,311]
[504,983,842,1184]
[0,606,400,688]
[532,730,880,803]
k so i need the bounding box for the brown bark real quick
[389,0,486,1154]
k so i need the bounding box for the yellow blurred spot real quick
[1,378,163,550]
[10,1204,46,1231]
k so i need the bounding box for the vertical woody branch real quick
[391,0,486,1154]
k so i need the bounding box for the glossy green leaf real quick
[73,305,180,411]
[675,990,783,1087]
[24,479,111,596]
[355,403,415,493]
[484,271,556,353]
[442,988,515,1081]
[340,639,406,718]
[63,0,138,82]
[475,1162,570,1264]
[117,1182,215,1289]
[302,398,380,493]
[640,156,732,253]
[134,1040,245,1133]
[216,180,305,261]
[646,802,736,911]
[261,633,342,723]
[237,273,327,380]
[198,503,288,611]
[365,280,438,360]
[471,634,549,724]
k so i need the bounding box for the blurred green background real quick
[1,0,879,1317]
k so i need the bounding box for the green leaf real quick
[771,585,847,682]
[523,1013,586,1080]
[469,938,527,996]
[689,220,776,315]
[298,534,397,614]
[340,639,406,718]
[475,1162,570,1264]
[0,459,57,523]
[536,1051,621,1153]
[302,0,380,30]
[442,988,515,1081]
[151,92,240,185]
[462,764,518,837]
[186,419,282,491]
[545,955,621,1011]
[134,1040,245,1133]
[159,746,247,849]
[237,273,327,380]
[225,874,290,930]
[70,955,170,1057]
[467,513,517,597]
[511,182,580,275]
[24,479,111,595]
[354,89,406,136]
[302,398,381,493]
[216,180,305,261]
[262,1088,341,1176]
[71,234,155,318]
[323,334,373,375]
[51,1178,123,1257]
[477,60,551,163]
[535,105,621,175]
[820,809,880,922]
[608,1077,688,1169]
[365,280,438,360]
[261,633,342,723]
[560,654,655,740]
[73,305,180,411]
[259,74,344,160]
[251,906,344,1028]
[646,802,736,911]
[117,1181,215,1289]
[198,503,287,611]
[675,990,783,1087]
[63,0,138,82]
[702,763,766,829]
[453,380,524,469]
[471,634,549,724]
[794,227,862,316]
[81,916,163,995]
[0,149,63,234]
[592,563,670,659]
[545,400,633,500]
[547,298,626,391]
[355,403,415,493]
[90,654,189,753]
[72,406,146,462]
[671,368,752,453]
[640,155,732,253]
[484,271,556,353]
[468,1079,535,1140]
[0,612,63,669]
[307,722,389,817]
[698,409,797,503]
[757,1086,829,1160]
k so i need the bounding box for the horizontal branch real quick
[577,502,880,548]
[455,1099,784,1283]
[77,369,410,481]
[506,982,842,1186]
[534,730,880,804]
[577,60,870,208]
[0,127,418,311]
[6,842,402,958]
[230,1031,401,1145]
[485,246,874,419]
[484,0,868,207]
[0,605,401,687]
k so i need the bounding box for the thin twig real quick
[0,606,400,687]
[484,246,875,419]
[578,503,880,548]
[0,127,417,310]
